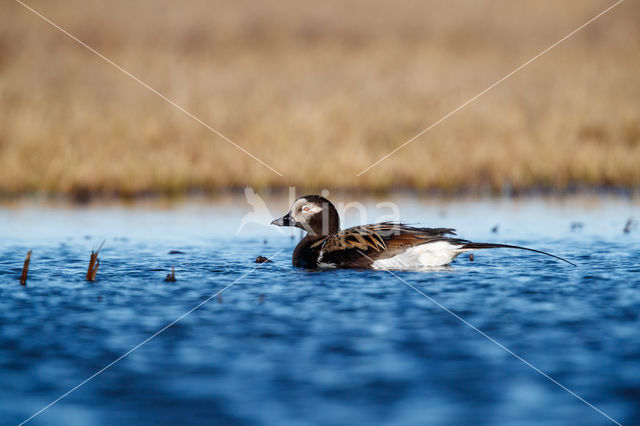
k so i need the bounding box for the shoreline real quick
[1,185,638,206]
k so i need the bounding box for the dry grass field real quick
[1,0,639,197]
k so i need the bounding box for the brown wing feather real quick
[312,226,387,253]
[313,222,455,255]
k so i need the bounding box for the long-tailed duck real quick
[271,195,575,269]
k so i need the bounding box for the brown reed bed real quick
[1,0,639,197]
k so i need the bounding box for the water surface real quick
[1,195,639,425]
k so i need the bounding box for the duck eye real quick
[302,206,310,212]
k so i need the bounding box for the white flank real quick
[372,241,465,269]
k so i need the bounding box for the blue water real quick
[1,195,639,425]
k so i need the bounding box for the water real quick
[1,195,639,425]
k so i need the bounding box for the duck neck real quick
[292,234,326,267]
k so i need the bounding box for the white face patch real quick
[290,198,323,222]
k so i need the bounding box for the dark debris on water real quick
[570,222,584,232]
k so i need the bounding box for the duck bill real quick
[271,212,294,227]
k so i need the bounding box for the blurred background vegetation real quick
[1,0,639,198]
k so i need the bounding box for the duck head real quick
[271,195,340,236]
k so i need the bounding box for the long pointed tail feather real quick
[460,242,577,267]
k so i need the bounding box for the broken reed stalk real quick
[624,218,633,234]
[20,250,32,286]
[86,240,105,281]
[165,266,176,282]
